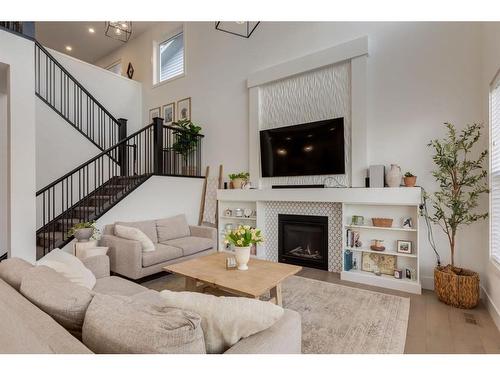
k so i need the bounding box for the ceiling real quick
[35,22,160,63]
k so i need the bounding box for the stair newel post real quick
[153,117,164,175]
[118,118,128,177]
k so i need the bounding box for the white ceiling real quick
[35,22,160,63]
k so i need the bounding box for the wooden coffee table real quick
[164,252,302,306]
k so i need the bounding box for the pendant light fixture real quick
[215,21,260,38]
[105,21,132,42]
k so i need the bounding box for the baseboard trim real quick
[482,286,500,332]
[421,275,434,290]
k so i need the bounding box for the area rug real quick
[143,274,410,354]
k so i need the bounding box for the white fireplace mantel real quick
[217,187,421,206]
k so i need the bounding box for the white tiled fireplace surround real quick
[262,201,343,272]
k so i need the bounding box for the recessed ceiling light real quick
[65,46,72,51]
[88,27,95,33]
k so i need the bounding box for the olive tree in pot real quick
[170,119,202,176]
[426,123,488,308]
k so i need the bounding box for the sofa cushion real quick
[82,292,206,354]
[93,276,148,297]
[0,279,92,354]
[0,257,34,291]
[20,266,94,337]
[156,214,191,242]
[115,219,158,244]
[164,236,214,257]
[159,290,284,354]
[142,243,183,267]
[115,224,155,252]
[37,248,96,289]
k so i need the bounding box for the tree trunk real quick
[450,234,456,267]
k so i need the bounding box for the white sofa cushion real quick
[37,249,96,289]
[115,224,155,253]
[115,220,157,243]
[159,290,284,354]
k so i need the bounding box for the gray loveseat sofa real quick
[100,214,217,280]
[0,255,302,354]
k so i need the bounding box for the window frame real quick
[489,68,500,270]
[153,28,185,87]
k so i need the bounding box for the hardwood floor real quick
[297,267,500,354]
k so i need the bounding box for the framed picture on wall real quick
[177,97,191,121]
[162,102,175,126]
[149,107,160,123]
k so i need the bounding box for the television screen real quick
[260,118,345,177]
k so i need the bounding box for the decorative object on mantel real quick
[397,240,412,254]
[351,215,364,226]
[228,172,249,189]
[68,221,98,242]
[425,122,488,309]
[403,171,417,187]
[369,165,385,188]
[402,217,413,229]
[385,164,402,187]
[214,21,260,38]
[224,225,263,270]
[372,217,393,228]
[169,119,202,176]
[104,21,132,42]
[126,62,134,79]
[370,239,385,252]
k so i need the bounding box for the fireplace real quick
[278,214,328,270]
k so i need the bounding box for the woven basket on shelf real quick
[434,265,480,309]
[371,218,393,228]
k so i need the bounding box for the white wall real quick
[481,22,500,330]
[0,30,37,262]
[0,64,8,257]
[95,175,204,229]
[95,22,488,290]
[35,98,103,189]
[49,48,143,133]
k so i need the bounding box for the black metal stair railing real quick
[35,118,204,258]
[34,41,123,151]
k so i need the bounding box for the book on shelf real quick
[345,229,360,248]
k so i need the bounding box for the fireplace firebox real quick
[278,214,328,270]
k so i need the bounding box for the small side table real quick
[73,240,108,260]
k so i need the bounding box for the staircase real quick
[0,27,206,259]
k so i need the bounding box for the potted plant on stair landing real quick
[170,119,202,176]
[224,225,263,270]
[426,122,488,309]
[228,172,250,189]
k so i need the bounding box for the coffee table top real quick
[164,251,302,297]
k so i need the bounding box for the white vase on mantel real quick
[234,246,251,271]
[386,164,402,187]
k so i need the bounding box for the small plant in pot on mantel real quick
[224,225,263,270]
[228,172,250,189]
[68,221,98,242]
[425,122,488,308]
[403,172,417,187]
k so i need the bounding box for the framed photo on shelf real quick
[161,102,175,126]
[177,97,191,121]
[397,240,412,254]
[149,107,160,123]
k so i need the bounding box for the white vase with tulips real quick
[224,225,263,270]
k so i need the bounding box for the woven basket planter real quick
[434,265,480,309]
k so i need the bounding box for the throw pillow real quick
[20,266,94,337]
[0,257,34,291]
[115,224,155,252]
[37,248,96,289]
[82,292,206,354]
[156,214,191,242]
[159,290,284,353]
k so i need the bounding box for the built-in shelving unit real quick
[217,187,422,294]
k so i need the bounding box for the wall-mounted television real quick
[260,118,345,177]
